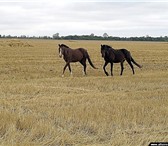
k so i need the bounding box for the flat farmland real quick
[0,39,168,146]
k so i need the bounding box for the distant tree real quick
[90,33,94,37]
[42,36,49,39]
[103,33,108,38]
[53,33,59,39]
[20,35,26,38]
[6,35,12,38]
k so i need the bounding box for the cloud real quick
[0,1,168,37]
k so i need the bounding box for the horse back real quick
[109,49,128,63]
[77,48,88,57]
[120,49,131,59]
[70,48,85,62]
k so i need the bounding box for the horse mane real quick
[105,45,112,48]
[102,44,114,50]
[60,44,69,48]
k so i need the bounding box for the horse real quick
[58,44,97,77]
[101,44,142,76]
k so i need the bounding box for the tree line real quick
[58,35,168,42]
[0,34,168,42]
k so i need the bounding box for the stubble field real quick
[0,39,168,146]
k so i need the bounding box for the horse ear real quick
[58,44,61,47]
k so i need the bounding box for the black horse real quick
[101,45,142,76]
[58,44,97,77]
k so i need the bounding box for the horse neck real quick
[105,47,115,60]
[109,46,114,51]
[63,46,69,49]
[108,47,115,54]
[62,46,70,52]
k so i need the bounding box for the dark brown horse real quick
[58,44,97,77]
[101,45,142,76]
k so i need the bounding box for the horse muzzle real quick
[59,51,62,58]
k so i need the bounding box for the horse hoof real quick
[105,73,109,76]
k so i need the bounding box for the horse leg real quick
[103,61,109,76]
[83,63,87,76]
[110,62,113,76]
[62,62,69,77]
[68,64,73,76]
[120,62,124,75]
[127,59,135,74]
[80,60,87,76]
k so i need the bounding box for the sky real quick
[0,0,168,37]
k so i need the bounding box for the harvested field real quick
[0,39,168,146]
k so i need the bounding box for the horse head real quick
[101,44,109,58]
[100,45,105,58]
[58,44,63,58]
[58,44,69,58]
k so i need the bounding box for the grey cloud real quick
[0,1,168,37]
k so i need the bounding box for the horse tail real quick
[131,57,142,68]
[85,51,97,69]
[121,49,142,68]
[87,56,97,69]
